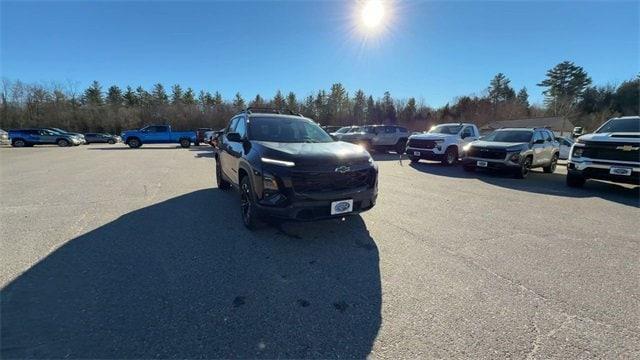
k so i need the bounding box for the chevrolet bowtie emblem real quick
[335,165,351,173]
[616,145,639,151]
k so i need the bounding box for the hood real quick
[578,133,640,143]
[410,133,456,140]
[254,141,372,169]
[470,140,529,150]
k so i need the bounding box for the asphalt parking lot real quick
[1,144,639,359]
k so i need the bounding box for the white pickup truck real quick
[405,123,480,165]
[567,116,640,187]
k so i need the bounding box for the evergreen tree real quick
[106,85,123,106]
[272,90,286,109]
[123,86,138,106]
[381,91,396,123]
[250,94,265,107]
[488,73,515,103]
[612,78,640,115]
[286,91,298,112]
[538,61,592,105]
[151,83,168,104]
[516,87,529,108]
[84,80,103,106]
[401,97,417,123]
[171,84,183,105]
[182,88,196,105]
[352,90,367,124]
[365,95,375,124]
[232,92,245,111]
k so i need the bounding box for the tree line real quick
[1,61,637,134]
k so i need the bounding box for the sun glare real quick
[360,0,386,30]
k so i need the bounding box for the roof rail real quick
[240,107,302,117]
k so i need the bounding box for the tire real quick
[441,146,458,166]
[12,139,26,147]
[463,165,475,172]
[57,139,70,147]
[395,139,407,154]
[180,138,191,148]
[543,153,559,173]
[410,156,419,163]
[240,176,261,230]
[515,156,532,179]
[127,138,141,148]
[194,141,200,146]
[566,172,586,188]
[108,139,116,144]
[216,157,231,190]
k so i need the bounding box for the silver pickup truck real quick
[567,116,640,187]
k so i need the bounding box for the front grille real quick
[467,147,507,160]
[407,139,437,149]
[581,143,640,162]
[291,168,373,193]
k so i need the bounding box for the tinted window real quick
[542,131,552,142]
[85,133,96,137]
[461,126,473,138]
[398,127,408,133]
[248,116,333,143]
[227,117,239,133]
[384,126,396,133]
[596,118,640,133]
[235,117,247,137]
[483,130,533,143]
[532,131,543,143]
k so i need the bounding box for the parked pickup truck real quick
[121,125,196,148]
[406,123,480,165]
[567,116,640,187]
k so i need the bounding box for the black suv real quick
[215,108,378,229]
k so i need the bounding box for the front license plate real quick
[477,161,488,167]
[331,199,353,215]
[413,151,421,156]
[610,167,632,176]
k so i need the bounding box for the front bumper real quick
[568,159,640,185]
[462,157,521,170]
[253,164,378,221]
[406,146,445,160]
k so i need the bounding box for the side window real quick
[533,131,543,143]
[143,126,156,133]
[227,117,239,133]
[384,126,396,134]
[235,117,246,138]
[461,126,473,138]
[398,127,408,133]
[156,126,169,133]
[542,131,552,142]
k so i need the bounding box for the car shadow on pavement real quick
[1,189,381,358]
[409,161,640,208]
[190,147,216,158]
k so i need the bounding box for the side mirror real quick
[226,132,242,142]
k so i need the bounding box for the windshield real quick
[596,118,640,133]
[335,127,351,133]
[429,124,463,134]
[248,116,334,143]
[482,130,532,143]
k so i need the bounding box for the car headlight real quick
[463,143,472,152]
[261,157,295,167]
[263,173,279,191]
[508,152,521,162]
[573,147,583,157]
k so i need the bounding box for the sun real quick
[360,0,386,31]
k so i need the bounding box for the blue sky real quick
[1,1,638,107]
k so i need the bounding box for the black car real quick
[215,108,378,229]
[84,133,120,144]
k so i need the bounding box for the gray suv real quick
[462,128,560,178]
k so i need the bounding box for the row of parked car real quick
[324,117,638,186]
[213,108,638,229]
[5,126,224,148]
